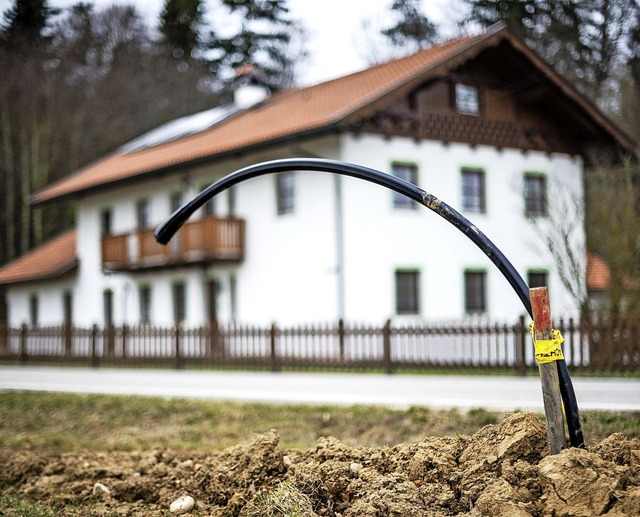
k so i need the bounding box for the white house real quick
[0,25,636,329]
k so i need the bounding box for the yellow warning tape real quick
[529,322,565,364]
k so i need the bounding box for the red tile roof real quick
[30,31,490,205]
[586,253,610,291]
[586,252,640,291]
[31,25,638,207]
[0,229,77,285]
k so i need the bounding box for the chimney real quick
[233,64,269,109]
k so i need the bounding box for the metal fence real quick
[1,315,638,373]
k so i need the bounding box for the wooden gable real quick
[356,39,623,159]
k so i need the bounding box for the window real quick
[276,172,295,215]
[455,83,479,114]
[395,269,420,315]
[172,282,186,324]
[524,174,547,217]
[392,163,418,209]
[100,208,112,235]
[103,289,114,327]
[29,294,38,327]
[139,285,151,324]
[464,270,487,314]
[201,184,216,216]
[136,199,150,229]
[528,270,548,289]
[461,168,486,213]
[169,193,184,254]
[170,192,184,213]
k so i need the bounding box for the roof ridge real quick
[306,32,480,89]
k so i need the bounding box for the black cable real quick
[155,157,584,447]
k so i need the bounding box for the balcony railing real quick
[102,216,245,271]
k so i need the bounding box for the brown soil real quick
[1,412,639,516]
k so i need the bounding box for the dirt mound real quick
[2,412,639,516]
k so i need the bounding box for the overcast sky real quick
[0,0,462,85]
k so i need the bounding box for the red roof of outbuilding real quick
[0,229,78,285]
[586,253,610,291]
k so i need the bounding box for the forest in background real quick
[1,0,640,315]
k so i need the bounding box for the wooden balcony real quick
[102,217,245,271]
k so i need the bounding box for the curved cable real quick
[155,157,583,447]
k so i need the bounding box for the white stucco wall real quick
[339,134,584,323]
[5,133,584,328]
[6,278,75,327]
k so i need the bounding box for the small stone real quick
[350,462,363,474]
[170,495,195,514]
[486,454,498,465]
[92,482,110,497]
[283,455,293,467]
[180,459,194,468]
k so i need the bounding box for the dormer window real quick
[455,83,479,114]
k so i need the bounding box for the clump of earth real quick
[2,412,639,516]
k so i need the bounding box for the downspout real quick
[334,174,345,320]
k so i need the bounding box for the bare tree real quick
[527,160,640,318]
[526,176,589,314]
[586,160,640,315]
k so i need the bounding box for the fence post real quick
[270,322,279,372]
[174,324,183,369]
[338,319,345,363]
[121,324,128,358]
[90,324,99,367]
[64,322,72,356]
[515,315,527,376]
[106,324,115,358]
[20,323,28,363]
[530,287,566,455]
[383,319,392,374]
[209,319,221,357]
[568,318,576,369]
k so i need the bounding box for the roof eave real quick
[342,27,504,125]
[494,29,639,157]
[344,26,638,157]
[31,124,343,206]
[0,260,79,287]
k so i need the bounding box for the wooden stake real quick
[530,287,566,454]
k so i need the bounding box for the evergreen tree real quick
[0,0,57,46]
[629,2,640,87]
[0,0,306,271]
[0,0,59,263]
[461,0,633,112]
[381,0,438,50]
[208,0,304,91]
[159,0,204,60]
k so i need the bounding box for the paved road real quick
[1,366,639,411]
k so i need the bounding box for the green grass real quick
[1,391,638,455]
[0,391,506,453]
[0,496,58,517]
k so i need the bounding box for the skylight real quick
[119,103,242,153]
